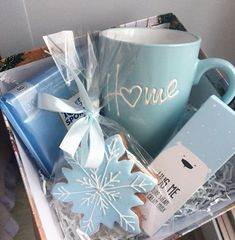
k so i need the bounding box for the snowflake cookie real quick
[52,135,156,236]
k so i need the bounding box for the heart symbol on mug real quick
[120,85,142,108]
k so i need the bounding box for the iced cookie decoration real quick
[52,135,156,236]
[140,143,211,235]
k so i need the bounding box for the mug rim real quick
[100,28,201,47]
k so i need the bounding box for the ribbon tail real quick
[60,117,89,157]
[68,67,95,112]
[84,120,105,168]
[38,93,84,114]
[80,131,89,167]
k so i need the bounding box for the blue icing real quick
[52,135,156,236]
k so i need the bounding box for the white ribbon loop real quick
[60,116,89,156]
[38,93,84,114]
[38,93,105,168]
[85,118,105,168]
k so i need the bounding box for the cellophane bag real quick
[40,31,166,239]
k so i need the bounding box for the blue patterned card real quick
[141,95,235,235]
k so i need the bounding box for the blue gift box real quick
[0,66,79,176]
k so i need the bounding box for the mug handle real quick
[194,58,235,104]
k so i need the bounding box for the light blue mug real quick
[99,28,235,157]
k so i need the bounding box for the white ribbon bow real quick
[39,31,105,168]
[38,93,105,168]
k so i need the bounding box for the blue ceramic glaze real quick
[99,28,235,158]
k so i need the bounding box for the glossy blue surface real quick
[0,66,78,176]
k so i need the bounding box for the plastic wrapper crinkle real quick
[40,31,162,239]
